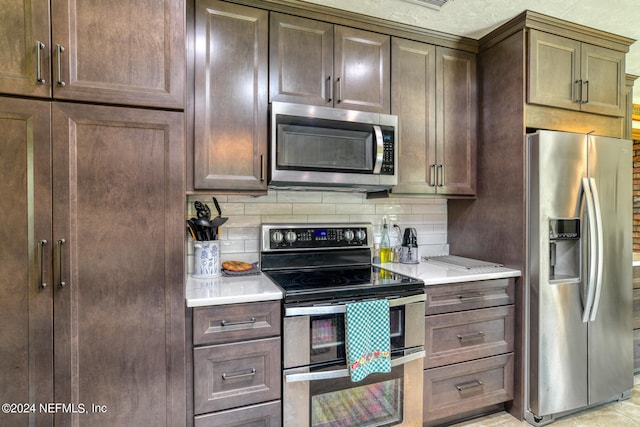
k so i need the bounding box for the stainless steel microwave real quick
[270,102,398,192]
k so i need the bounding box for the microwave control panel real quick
[380,128,395,175]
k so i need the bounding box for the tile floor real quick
[451,376,640,427]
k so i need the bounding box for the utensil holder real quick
[193,240,221,278]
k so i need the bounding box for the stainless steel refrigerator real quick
[525,130,633,425]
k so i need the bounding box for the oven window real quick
[310,308,404,366]
[310,373,403,427]
[277,124,374,172]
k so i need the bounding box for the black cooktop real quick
[263,264,424,304]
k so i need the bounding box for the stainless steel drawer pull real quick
[222,368,256,380]
[429,164,437,187]
[455,380,484,392]
[457,331,485,341]
[457,292,485,301]
[56,239,66,288]
[38,240,48,289]
[583,80,589,104]
[220,317,256,327]
[56,44,66,87]
[437,164,444,187]
[36,41,46,84]
[575,79,582,103]
[259,155,265,182]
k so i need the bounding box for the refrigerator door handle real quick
[588,177,604,321]
[581,177,598,323]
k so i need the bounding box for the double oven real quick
[261,224,425,427]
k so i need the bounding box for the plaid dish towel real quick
[345,299,391,382]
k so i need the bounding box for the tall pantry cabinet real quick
[0,1,186,426]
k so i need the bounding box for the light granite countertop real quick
[185,273,283,307]
[185,256,522,307]
[375,259,521,286]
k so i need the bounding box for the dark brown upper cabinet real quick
[270,12,390,114]
[193,0,268,191]
[528,29,625,117]
[0,0,185,109]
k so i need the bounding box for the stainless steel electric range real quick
[260,223,425,427]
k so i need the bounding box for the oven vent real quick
[403,0,452,9]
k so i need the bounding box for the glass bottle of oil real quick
[380,219,391,263]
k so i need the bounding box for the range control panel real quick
[261,223,372,251]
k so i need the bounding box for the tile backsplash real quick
[186,190,448,273]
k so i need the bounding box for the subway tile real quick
[292,203,336,215]
[260,214,309,223]
[220,239,244,254]
[224,215,262,227]
[245,202,292,215]
[276,191,322,203]
[227,226,260,240]
[228,193,277,203]
[307,214,351,223]
[322,191,366,204]
[244,239,260,252]
[375,203,413,215]
[336,204,376,215]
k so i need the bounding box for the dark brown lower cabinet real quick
[0,97,186,427]
[192,301,281,426]
[194,401,281,427]
[423,279,515,426]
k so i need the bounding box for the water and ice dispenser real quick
[548,218,581,282]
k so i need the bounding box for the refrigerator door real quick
[528,131,588,416]
[587,136,633,405]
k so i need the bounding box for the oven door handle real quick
[284,292,426,317]
[284,349,425,383]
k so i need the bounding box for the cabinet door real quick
[0,97,53,427]
[528,29,581,111]
[334,26,390,113]
[436,47,476,195]
[51,103,185,427]
[391,37,436,194]
[581,43,625,116]
[50,0,184,109]
[194,0,268,191]
[269,12,333,106]
[0,0,51,98]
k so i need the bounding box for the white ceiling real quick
[305,0,640,103]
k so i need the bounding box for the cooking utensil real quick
[194,217,214,240]
[212,197,222,217]
[210,197,229,238]
[187,218,201,241]
[194,201,211,219]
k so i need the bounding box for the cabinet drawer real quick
[425,306,514,369]
[423,353,513,423]
[634,289,640,330]
[194,337,281,414]
[194,401,281,427]
[425,279,514,315]
[193,301,280,345]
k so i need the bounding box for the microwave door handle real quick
[373,125,384,174]
[284,293,426,316]
[284,350,426,383]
